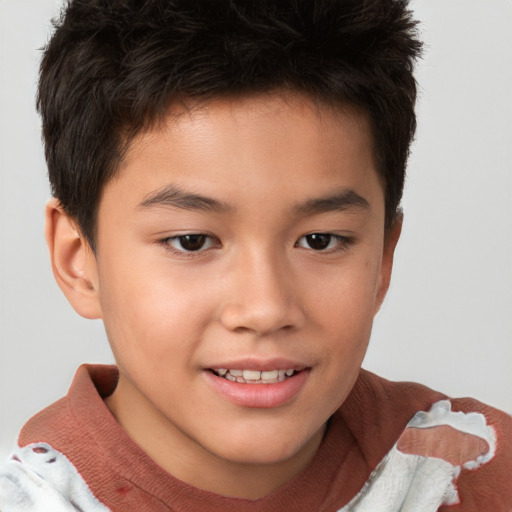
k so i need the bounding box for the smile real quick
[212,368,297,384]
[205,367,310,408]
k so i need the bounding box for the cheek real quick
[307,258,381,328]
[98,257,219,358]
[302,261,381,388]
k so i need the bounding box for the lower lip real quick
[203,370,309,408]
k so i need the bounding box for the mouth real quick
[209,368,301,384]
[204,365,310,408]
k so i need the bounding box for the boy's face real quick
[55,92,399,495]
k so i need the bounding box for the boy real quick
[0,0,511,511]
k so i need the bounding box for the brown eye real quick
[304,233,332,250]
[167,234,214,252]
[178,234,207,251]
[296,233,349,252]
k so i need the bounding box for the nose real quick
[219,248,305,336]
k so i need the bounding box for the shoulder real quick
[435,397,512,511]
[0,365,118,512]
[338,370,448,468]
[339,371,512,511]
[0,441,111,512]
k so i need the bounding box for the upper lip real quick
[205,357,309,372]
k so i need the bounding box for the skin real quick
[46,92,401,499]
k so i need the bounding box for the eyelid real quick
[157,231,353,256]
[159,233,221,256]
[295,233,354,252]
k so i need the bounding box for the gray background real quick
[1,0,511,460]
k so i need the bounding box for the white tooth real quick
[236,377,245,383]
[285,369,294,376]
[243,370,261,381]
[216,369,227,376]
[229,369,243,377]
[225,373,236,382]
[278,370,286,382]
[261,370,278,381]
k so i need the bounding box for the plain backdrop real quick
[1,0,511,460]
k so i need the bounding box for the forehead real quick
[102,92,381,219]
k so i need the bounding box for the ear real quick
[45,198,102,319]
[374,214,403,313]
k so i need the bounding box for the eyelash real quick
[294,233,353,253]
[159,232,353,256]
[159,234,221,256]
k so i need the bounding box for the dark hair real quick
[38,0,422,250]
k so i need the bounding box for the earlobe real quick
[45,198,102,319]
[374,215,403,313]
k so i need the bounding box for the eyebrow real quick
[294,188,370,216]
[139,184,370,216]
[139,184,233,213]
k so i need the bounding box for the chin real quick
[220,448,298,467]
[212,429,318,467]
